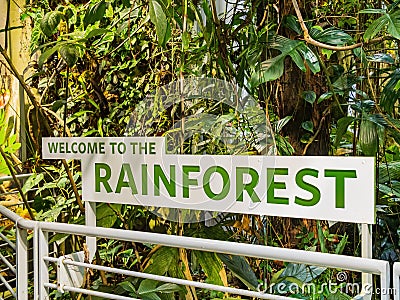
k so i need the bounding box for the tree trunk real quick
[276,0,331,156]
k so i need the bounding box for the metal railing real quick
[0,175,395,300]
[0,174,33,300]
[0,204,391,300]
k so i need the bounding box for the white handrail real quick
[0,205,391,300]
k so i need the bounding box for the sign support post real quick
[85,201,96,262]
[362,223,373,299]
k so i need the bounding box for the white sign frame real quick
[42,137,376,224]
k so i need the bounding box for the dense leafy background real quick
[2,0,400,298]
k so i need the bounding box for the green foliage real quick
[361,9,400,40]
[40,10,62,36]
[149,0,169,46]
[217,254,259,290]
[0,110,21,175]
[83,0,107,28]
[193,251,226,286]
[251,34,320,87]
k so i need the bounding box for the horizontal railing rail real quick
[0,204,391,300]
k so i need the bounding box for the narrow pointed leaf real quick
[38,44,61,67]
[334,116,354,147]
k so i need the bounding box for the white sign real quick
[42,137,376,224]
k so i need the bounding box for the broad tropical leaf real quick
[311,27,353,46]
[283,14,302,35]
[83,0,107,28]
[334,116,354,147]
[359,119,378,156]
[361,9,400,40]
[193,251,227,286]
[367,53,395,64]
[149,0,168,46]
[144,247,178,275]
[279,263,326,283]
[217,254,258,290]
[40,11,62,36]
[59,44,80,67]
[251,54,285,86]
[381,69,400,114]
[252,34,320,86]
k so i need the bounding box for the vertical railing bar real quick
[380,261,391,300]
[16,224,28,300]
[0,232,15,250]
[361,224,373,300]
[38,227,49,300]
[393,262,400,300]
[33,223,39,300]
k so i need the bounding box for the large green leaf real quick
[40,11,62,36]
[283,14,302,35]
[381,69,400,114]
[138,280,161,300]
[85,28,111,39]
[217,254,258,290]
[334,116,354,147]
[274,116,292,133]
[38,44,61,67]
[137,280,181,299]
[302,121,314,133]
[363,15,387,40]
[387,10,400,39]
[22,173,44,194]
[378,161,400,183]
[252,34,320,86]
[59,44,80,67]
[144,247,178,275]
[96,203,119,228]
[362,10,400,40]
[83,0,107,28]
[298,44,320,73]
[193,251,226,286]
[367,53,395,64]
[280,263,326,283]
[251,54,285,86]
[379,183,400,198]
[149,0,168,46]
[302,91,316,104]
[311,27,353,46]
[272,35,319,72]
